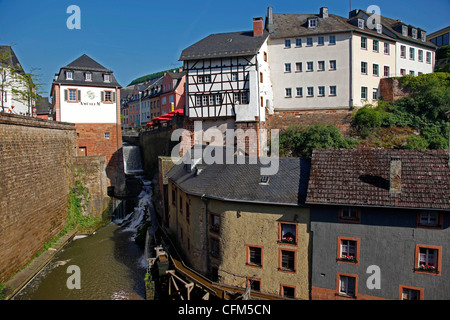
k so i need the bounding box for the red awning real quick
[168,108,184,115]
[146,122,154,127]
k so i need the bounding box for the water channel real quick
[13,144,153,300]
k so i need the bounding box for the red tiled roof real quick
[306,149,450,210]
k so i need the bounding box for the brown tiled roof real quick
[306,149,450,210]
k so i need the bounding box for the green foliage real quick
[352,73,450,150]
[404,135,429,150]
[63,169,100,233]
[397,72,450,121]
[279,124,356,158]
[128,67,183,86]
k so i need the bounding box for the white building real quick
[265,7,436,110]
[349,10,435,78]
[180,17,272,124]
[0,45,36,116]
[51,54,122,173]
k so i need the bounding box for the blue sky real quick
[0,0,448,96]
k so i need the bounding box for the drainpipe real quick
[349,31,354,109]
[256,54,262,156]
[201,194,211,277]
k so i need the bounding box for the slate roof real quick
[269,13,355,38]
[306,149,450,210]
[167,147,310,206]
[268,10,436,48]
[53,54,121,88]
[179,30,269,61]
[0,45,24,73]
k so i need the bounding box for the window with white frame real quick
[400,45,406,58]
[373,64,379,76]
[307,61,314,71]
[215,94,222,105]
[361,37,367,49]
[85,73,92,81]
[402,25,408,36]
[376,24,382,34]
[418,50,423,62]
[426,52,431,64]
[104,74,111,82]
[285,63,291,72]
[66,71,73,80]
[285,88,292,98]
[361,86,368,99]
[400,69,406,75]
[318,36,324,46]
[308,18,317,28]
[361,61,368,74]
[241,92,249,104]
[329,60,336,70]
[330,86,337,96]
[373,40,379,52]
[358,19,364,29]
[203,95,209,106]
[306,37,313,46]
[418,247,438,272]
[295,62,302,72]
[412,28,418,39]
[296,87,303,97]
[285,39,291,48]
[318,86,325,96]
[340,239,357,261]
[318,61,325,71]
[384,42,390,55]
[329,35,336,45]
[372,88,378,100]
[196,95,202,106]
[410,47,415,60]
[307,87,314,97]
[295,38,302,47]
[384,65,390,77]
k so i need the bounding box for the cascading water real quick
[12,143,156,300]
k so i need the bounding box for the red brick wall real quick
[0,113,76,283]
[263,109,353,135]
[74,123,122,186]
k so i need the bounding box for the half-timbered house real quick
[179,17,273,155]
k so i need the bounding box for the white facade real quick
[268,32,351,110]
[1,68,33,115]
[351,33,396,107]
[58,84,119,123]
[185,47,271,123]
[396,41,435,76]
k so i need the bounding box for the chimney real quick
[320,7,329,19]
[389,156,402,193]
[267,7,273,32]
[253,17,264,37]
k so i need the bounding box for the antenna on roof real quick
[349,0,352,12]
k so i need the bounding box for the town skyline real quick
[0,0,448,95]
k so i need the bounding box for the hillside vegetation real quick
[280,72,450,157]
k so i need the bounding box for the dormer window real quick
[358,19,365,29]
[85,73,92,81]
[104,74,111,82]
[308,17,317,29]
[376,24,382,34]
[402,25,408,37]
[421,31,426,42]
[66,71,73,80]
[412,28,418,39]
